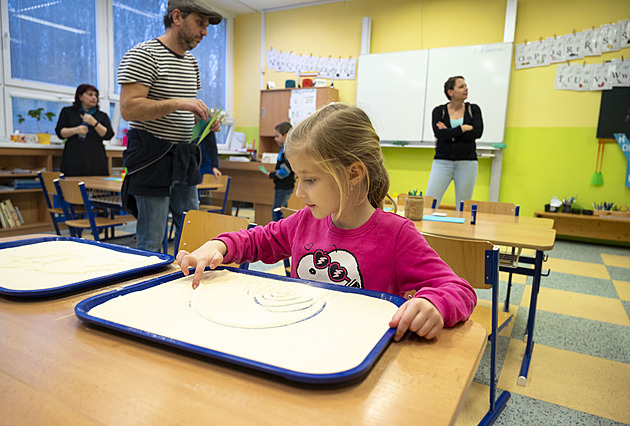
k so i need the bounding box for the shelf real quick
[0,189,42,195]
[0,221,52,237]
[534,211,630,244]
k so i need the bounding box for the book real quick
[0,201,8,228]
[14,205,25,225]
[0,200,16,228]
[6,198,22,228]
[4,199,21,227]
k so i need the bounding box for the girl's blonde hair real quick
[285,103,391,217]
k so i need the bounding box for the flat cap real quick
[168,0,222,25]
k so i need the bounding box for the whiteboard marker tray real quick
[75,267,405,384]
[0,237,174,298]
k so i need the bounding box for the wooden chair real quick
[37,171,66,235]
[175,210,250,269]
[462,200,518,216]
[422,233,512,425]
[271,207,298,276]
[54,179,127,241]
[287,189,304,210]
[462,200,520,312]
[199,174,231,215]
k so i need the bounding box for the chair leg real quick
[283,258,291,277]
[49,213,62,236]
[504,273,513,312]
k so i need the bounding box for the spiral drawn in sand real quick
[189,282,327,329]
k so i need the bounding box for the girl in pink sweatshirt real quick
[178,103,476,341]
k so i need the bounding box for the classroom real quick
[1,0,629,425]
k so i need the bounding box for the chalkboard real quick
[597,87,630,139]
[356,50,428,143]
[356,42,513,143]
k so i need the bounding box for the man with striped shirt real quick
[118,0,222,252]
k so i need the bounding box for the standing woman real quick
[55,84,114,176]
[426,76,483,209]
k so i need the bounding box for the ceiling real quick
[209,0,341,16]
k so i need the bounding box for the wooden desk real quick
[0,236,486,425]
[67,176,222,193]
[415,209,556,386]
[219,161,275,225]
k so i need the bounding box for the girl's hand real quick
[436,121,447,129]
[76,125,89,135]
[389,298,444,341]
[176,240,227,289]
[461,124,473,132]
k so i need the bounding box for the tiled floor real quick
[455,240,630,426]
[75,209,630,425]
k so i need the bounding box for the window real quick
[195,20,227,111]
[2,1,229,139]
[8,0,98,88]
[112,0,168,95]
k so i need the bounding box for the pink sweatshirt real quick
[218,208,476,327]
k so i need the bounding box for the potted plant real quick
[17,108,56,144]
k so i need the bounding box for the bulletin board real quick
[596,87,630,139]
[356,42,513,144]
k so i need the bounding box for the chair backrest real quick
[177,210,249,255]
[279,207,298,219]
[38,171,64,206]
[462,200,517,216]
[200,174,231,214]
[422,233,496,290]
[56,179,88,207]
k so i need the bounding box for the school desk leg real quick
[518,249,544,386]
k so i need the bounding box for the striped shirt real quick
[118,39,201,142]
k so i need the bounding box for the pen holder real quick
[404,196,424,221]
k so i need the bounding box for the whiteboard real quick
[356,50,428,142]
[423,43,513,143]
[356,42,512,143]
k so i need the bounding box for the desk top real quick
[0,235,486,425]
[416,209,556,251]
[66,176,222,193]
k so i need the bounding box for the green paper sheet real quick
[197,107,223,144]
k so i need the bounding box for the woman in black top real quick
[55,84,115,176]
[426,76,483,209]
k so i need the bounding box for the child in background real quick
[268,122,294,221]
[177,103,476,341]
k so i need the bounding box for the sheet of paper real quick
[198,107,224,143]
[422,215,466,224]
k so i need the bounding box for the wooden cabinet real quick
[0,143,124,237]
[258,87,338,154]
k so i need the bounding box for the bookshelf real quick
[258,87,338,155]
[0,143,124,237]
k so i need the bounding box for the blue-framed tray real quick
[75,267,406,384]
[0,236,174,298]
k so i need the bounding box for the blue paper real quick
[422,215,466,223]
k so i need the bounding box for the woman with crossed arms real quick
[426,76,483,209]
